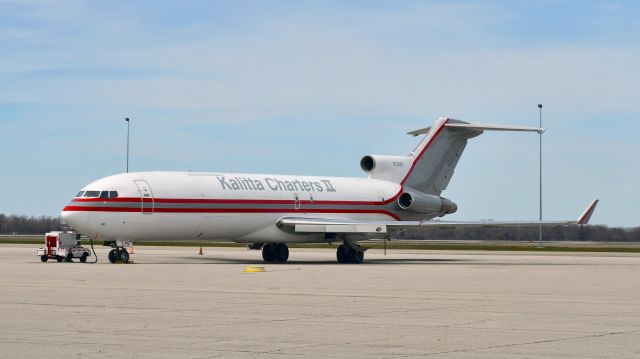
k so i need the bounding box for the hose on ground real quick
[89,233,98,263]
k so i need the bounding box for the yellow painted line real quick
[243,266,265,273]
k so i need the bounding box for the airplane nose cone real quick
[61,209,88,230]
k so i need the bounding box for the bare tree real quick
[0,214,61,234]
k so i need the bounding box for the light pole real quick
[537,104,543,248]
[125,117,130,173]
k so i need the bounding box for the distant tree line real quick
[0,214,62,235]
[0,213,639,241]
[399,225,640,242]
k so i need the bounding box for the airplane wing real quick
[277,199,599,235]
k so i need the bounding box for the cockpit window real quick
[82,191,101,198]
[97,191,119,199]
[76,191,85,198]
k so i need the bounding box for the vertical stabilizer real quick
[402,118,482,195]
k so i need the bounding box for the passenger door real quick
[134,180,154,214]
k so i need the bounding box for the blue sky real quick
[1,0,638,227]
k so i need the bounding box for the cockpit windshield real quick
[75,190,118,198]
[99,191,119,199]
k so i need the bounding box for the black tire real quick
[262,243,275,262]
[108,249,117,263]
[80,253,88,263]
[336,245,349,264]
[350,250,364,264]
[65,253,73,262]
[119,250,129,263]
[40,255,48,262]
[274,243,289,263]
[56,256,64,262]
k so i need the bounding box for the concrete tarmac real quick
[1,244,639,358]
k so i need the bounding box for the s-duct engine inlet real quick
[360,155,375,173]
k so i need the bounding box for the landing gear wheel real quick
[40,255,48,262]
[350,250,364,264]
[262,243,275,262]
[108,249,117,263]
[273,243,289,263]
[119,250,130,263]
[56,256,64,262]
[336,245,349,264]
[80,253,88,263]
[336,244,365,264]
[262,243,289,263]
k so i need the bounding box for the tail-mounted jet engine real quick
[397,191,457,217]
[360,154,411,183]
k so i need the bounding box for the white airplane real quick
[61,117,598,264]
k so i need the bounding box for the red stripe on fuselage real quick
[62,206,401,220]
[71,194,401,206]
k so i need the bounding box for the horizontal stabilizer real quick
[445,123,545,134]
[407,119,544,137]
[406,126,431,137]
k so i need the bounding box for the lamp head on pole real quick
[537,104,543,109]
[125,117,130,122]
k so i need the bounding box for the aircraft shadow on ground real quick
[130,256,577,266]
[125,257,468,265]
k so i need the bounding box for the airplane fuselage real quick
[61,171,432,243]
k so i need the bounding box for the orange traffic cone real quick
[128,244,135,254]
[198,246,203,255]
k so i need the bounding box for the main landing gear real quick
[108,247,130,264]
[255,242,365,264]
[336,243,365,264]
[262,243,289,263]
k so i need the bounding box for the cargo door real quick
[134,180,154,214]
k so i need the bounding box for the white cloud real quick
[2,2,639,123]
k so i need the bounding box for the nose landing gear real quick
[106,240,133,263]
[108,248,130,263]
